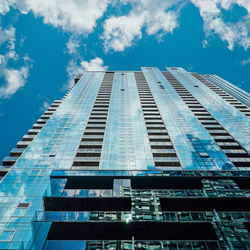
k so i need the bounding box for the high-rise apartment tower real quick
[0,67,250,249]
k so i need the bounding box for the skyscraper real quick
[0,67,250,249]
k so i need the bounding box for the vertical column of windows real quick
[192,73,250,117]
[117,73,136,170]
[134,72,182,169]
[72,72,114,169]
[163,72,250,169]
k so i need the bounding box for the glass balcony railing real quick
[16,141,31,147]
[22,134,35,141]
[10,148,25,156]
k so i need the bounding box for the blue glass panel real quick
[44,240,59,250]
[58,240,74,249]
[74,241,87,249]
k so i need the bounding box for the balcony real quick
[146,121,164,124]
[213,136,234,142]
[217,142,241,149]
[141,105,157,108]
[193,113,210,116]
[223,149,248,158]
[93,105,109,108]
[33,123,44,129]
[148,131,168,136]
[90,112,108,115]
[86,125,106,129]
[37,119,47,124]
[149,136,170,142]
[79,142,103,149]
[150,142,173,149]
[44,111,54,115]
[28,129,40,135]
[197,117,214,121]
[76,150,101,157]
[51,103,60,108]
[2,156,19,166]
[144,117,162,120]
[140,102,155,105]
[229,158,250,168]
[142,108,158,111]
[41,115,51,119]
[81,136,104,141]
[203,125,223,129]
[88,119,107,123]
[153,152,177,157]
[10,148,25,157]
[89,115,107,119]
[146,125,165,129]
[48,108,56,112]
[200,121,218,125]
[16,141,31,148]
[84,130,105,135]
[154,157,180,167]
[73,157,100,166]
[209,130,229,136]
[22,134,35,141]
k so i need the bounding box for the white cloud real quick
[103,13,145,52]
[66,36,81,55]
[0,66,29,98]
[241,58,250,65]
[103,0,183,52]
[0,25,32,98]
[0,55,5,64]
[0,26,15,47]
[23,54,32,62]
[2,0,110,34]
[0,0,13,15]
[40,101,50,112]
[191,0,250,50]
[202,39,208,48]
[80,57,108,71]
[66,57,108,88]
[6,50,18,60]
[145,10,178,35]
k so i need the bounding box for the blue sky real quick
[0,0,249,161]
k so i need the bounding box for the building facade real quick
[0,67,250,249]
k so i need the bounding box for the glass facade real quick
[0,68,250,249]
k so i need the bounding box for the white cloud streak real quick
[40,100,50,112]
[80,57,108,71]
[190,0,250,50]
[0,25,32,98]
[103,0,182,52]
[0,66,29,98]
[1,0,110,34]
[241,58,250,65]
[0,26,15,47]
[66,57,108,89]
[202,39,208,48]
[0,0,13,15]
[66,36,81,55]
[103,13,145,52]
